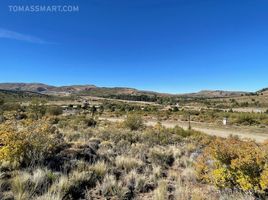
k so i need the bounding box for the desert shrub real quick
[0,98,4,106]
[176,155,192,168]
[43,170,97,200]
[40,175,69,200]
[15,112,28,120]
[64,171,97,199]
[142,128,182,146]
[180,167,197,183]
[124,170,148,193]
[129,143,149,162]
[195,136,268,195]
[154,180,168,200]
[90,105,97,116]
[59,115,97,130]
[84,118,97,127]
[171,126,201,138]
[11,171,32,200]
[90,161,108,181]
[123,114,143,131]
[260,167,268,191]
[115,156,143,172]
[114,140,132,155]
[97,141,115,160]
[100,175,128,199]
[47,106,63,116]
[218,190,255,200]
[11,168,55,199]
[0,115,5,123]
[28,99,47,119]
[148,147,174,167]
[0,118,63,166]
[36,191,63,200]
[98,128,140,144]
[2,102,21,112]
[235,113,260,125]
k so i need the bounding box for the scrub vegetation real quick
[0,95,268,200]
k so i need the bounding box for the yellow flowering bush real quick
[196,136,268,194]
[260,167,268,190]
[0,118,62,166]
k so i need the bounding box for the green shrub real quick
[0,98,4,106]
[123,114,143,131]
[148,147,174,167]
[84,118,97,127]
[171,126,199,138]
[47,106,63,116]
[235,114,260,125]
[29,100,47,119]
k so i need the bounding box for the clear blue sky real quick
[0,0,268,93]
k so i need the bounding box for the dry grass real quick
[115,156,143,172]
[0,110,260,200]
[154,180,168,200]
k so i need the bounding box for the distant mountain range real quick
[0,83,96,94]
[0,82,263,98]
[180,90,249,98]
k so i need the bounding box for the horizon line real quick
[0,81,262,95]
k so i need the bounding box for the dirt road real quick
[99,117,268,142]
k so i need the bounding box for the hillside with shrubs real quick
[0,98,268,200]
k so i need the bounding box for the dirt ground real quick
[100,117,268,143]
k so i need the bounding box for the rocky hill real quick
[182,90,249,98]
[0,83,96,95]
[0,83,259,99]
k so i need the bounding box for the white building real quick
[223,117,227,126]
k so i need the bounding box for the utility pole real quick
[188,113,191,130]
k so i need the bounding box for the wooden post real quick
[188,114,191,130]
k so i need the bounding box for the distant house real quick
[223,117,227,126]
[61,105,68,109]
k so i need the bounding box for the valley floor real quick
[100,117,268,142]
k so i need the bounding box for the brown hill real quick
[0,83,262,99]
[182,90,249,98]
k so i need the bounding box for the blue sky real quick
[0,0,268,93]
